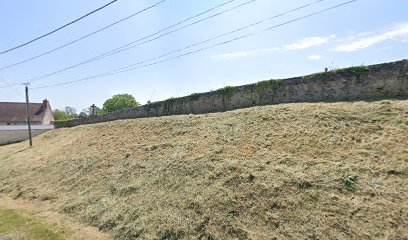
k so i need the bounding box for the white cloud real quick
[308,55,322,60]
[336,36,356,43]
[334,24,408,52]
[261,47,281,52]
[211,34,337,60]
[211,48,280,60]
[213,51,253,59]
[284,35,335,50]
[357,31,374,37]
[402,39,408,43]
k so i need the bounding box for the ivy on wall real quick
[54,60,407,129]
[216,86,237,107]
[256,79,284,100]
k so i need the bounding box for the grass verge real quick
[0,100,407,239]
[0,208,64,240]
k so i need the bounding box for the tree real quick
[64,106,77,117]
[95,106,104,115]
[53,106,78,121]
[102,94,139,113]
[53,109,70,121]
[78,109,88,118]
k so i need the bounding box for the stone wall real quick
[56,59,408,128]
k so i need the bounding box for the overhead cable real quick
[31,0,358,90]
[0,0,120,55]
[0,0,245,88]
[0,0,167,71]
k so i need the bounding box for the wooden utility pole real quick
[24,83,33,147]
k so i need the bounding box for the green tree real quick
[64,106,77,118]
[95,106,105,115]
[53,109,69,121]
[102,94,139,113]
[53,106,78,120]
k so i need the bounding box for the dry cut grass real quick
[0,100,407,239]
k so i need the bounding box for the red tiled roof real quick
[0,101,49,122]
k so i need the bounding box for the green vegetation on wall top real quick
[145,102,161,113]
[189,93,201,101]
[304,65,371,81]
[337,66,370,81]
[217,86,237,105]
[256,79,284,99]
[163,97,177,113]
[403,62,408,76]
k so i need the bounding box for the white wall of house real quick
[42,108,54,125]
[0,125,54,145]
[0,122,44,126]
[0,125,54,131]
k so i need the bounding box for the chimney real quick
[42,99,49,109]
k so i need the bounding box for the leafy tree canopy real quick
[102,94,139,113]
[53,109,69,121]
[53,107,77,121]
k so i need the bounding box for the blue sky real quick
[0,0,407,112]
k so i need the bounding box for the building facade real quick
[0,99,54,145]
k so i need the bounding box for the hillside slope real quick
[0,100,407,239]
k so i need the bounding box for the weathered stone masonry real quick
[56,59,408,128]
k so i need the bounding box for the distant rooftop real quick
[0,99,52,123]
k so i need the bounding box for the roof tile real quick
[0,102,49,122]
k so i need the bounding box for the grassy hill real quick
[0,100,407,239]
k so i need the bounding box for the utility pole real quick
[23,83,33,147]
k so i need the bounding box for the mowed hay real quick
[0,100,407,239]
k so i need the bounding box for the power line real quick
[84,0,360,77]
[31,0,358,90]
[98,0,328,74]
[0,77,23,98]
[0,0,167,71]
[73,0,256,70]
[32,0,328,81]
[29,0,254,84]
[0,78,16,99]
[0,0,120,55]
[80,0,251,67]
[0,0,249,88]
[94,0,241,61]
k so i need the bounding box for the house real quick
[0,99,54,145]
